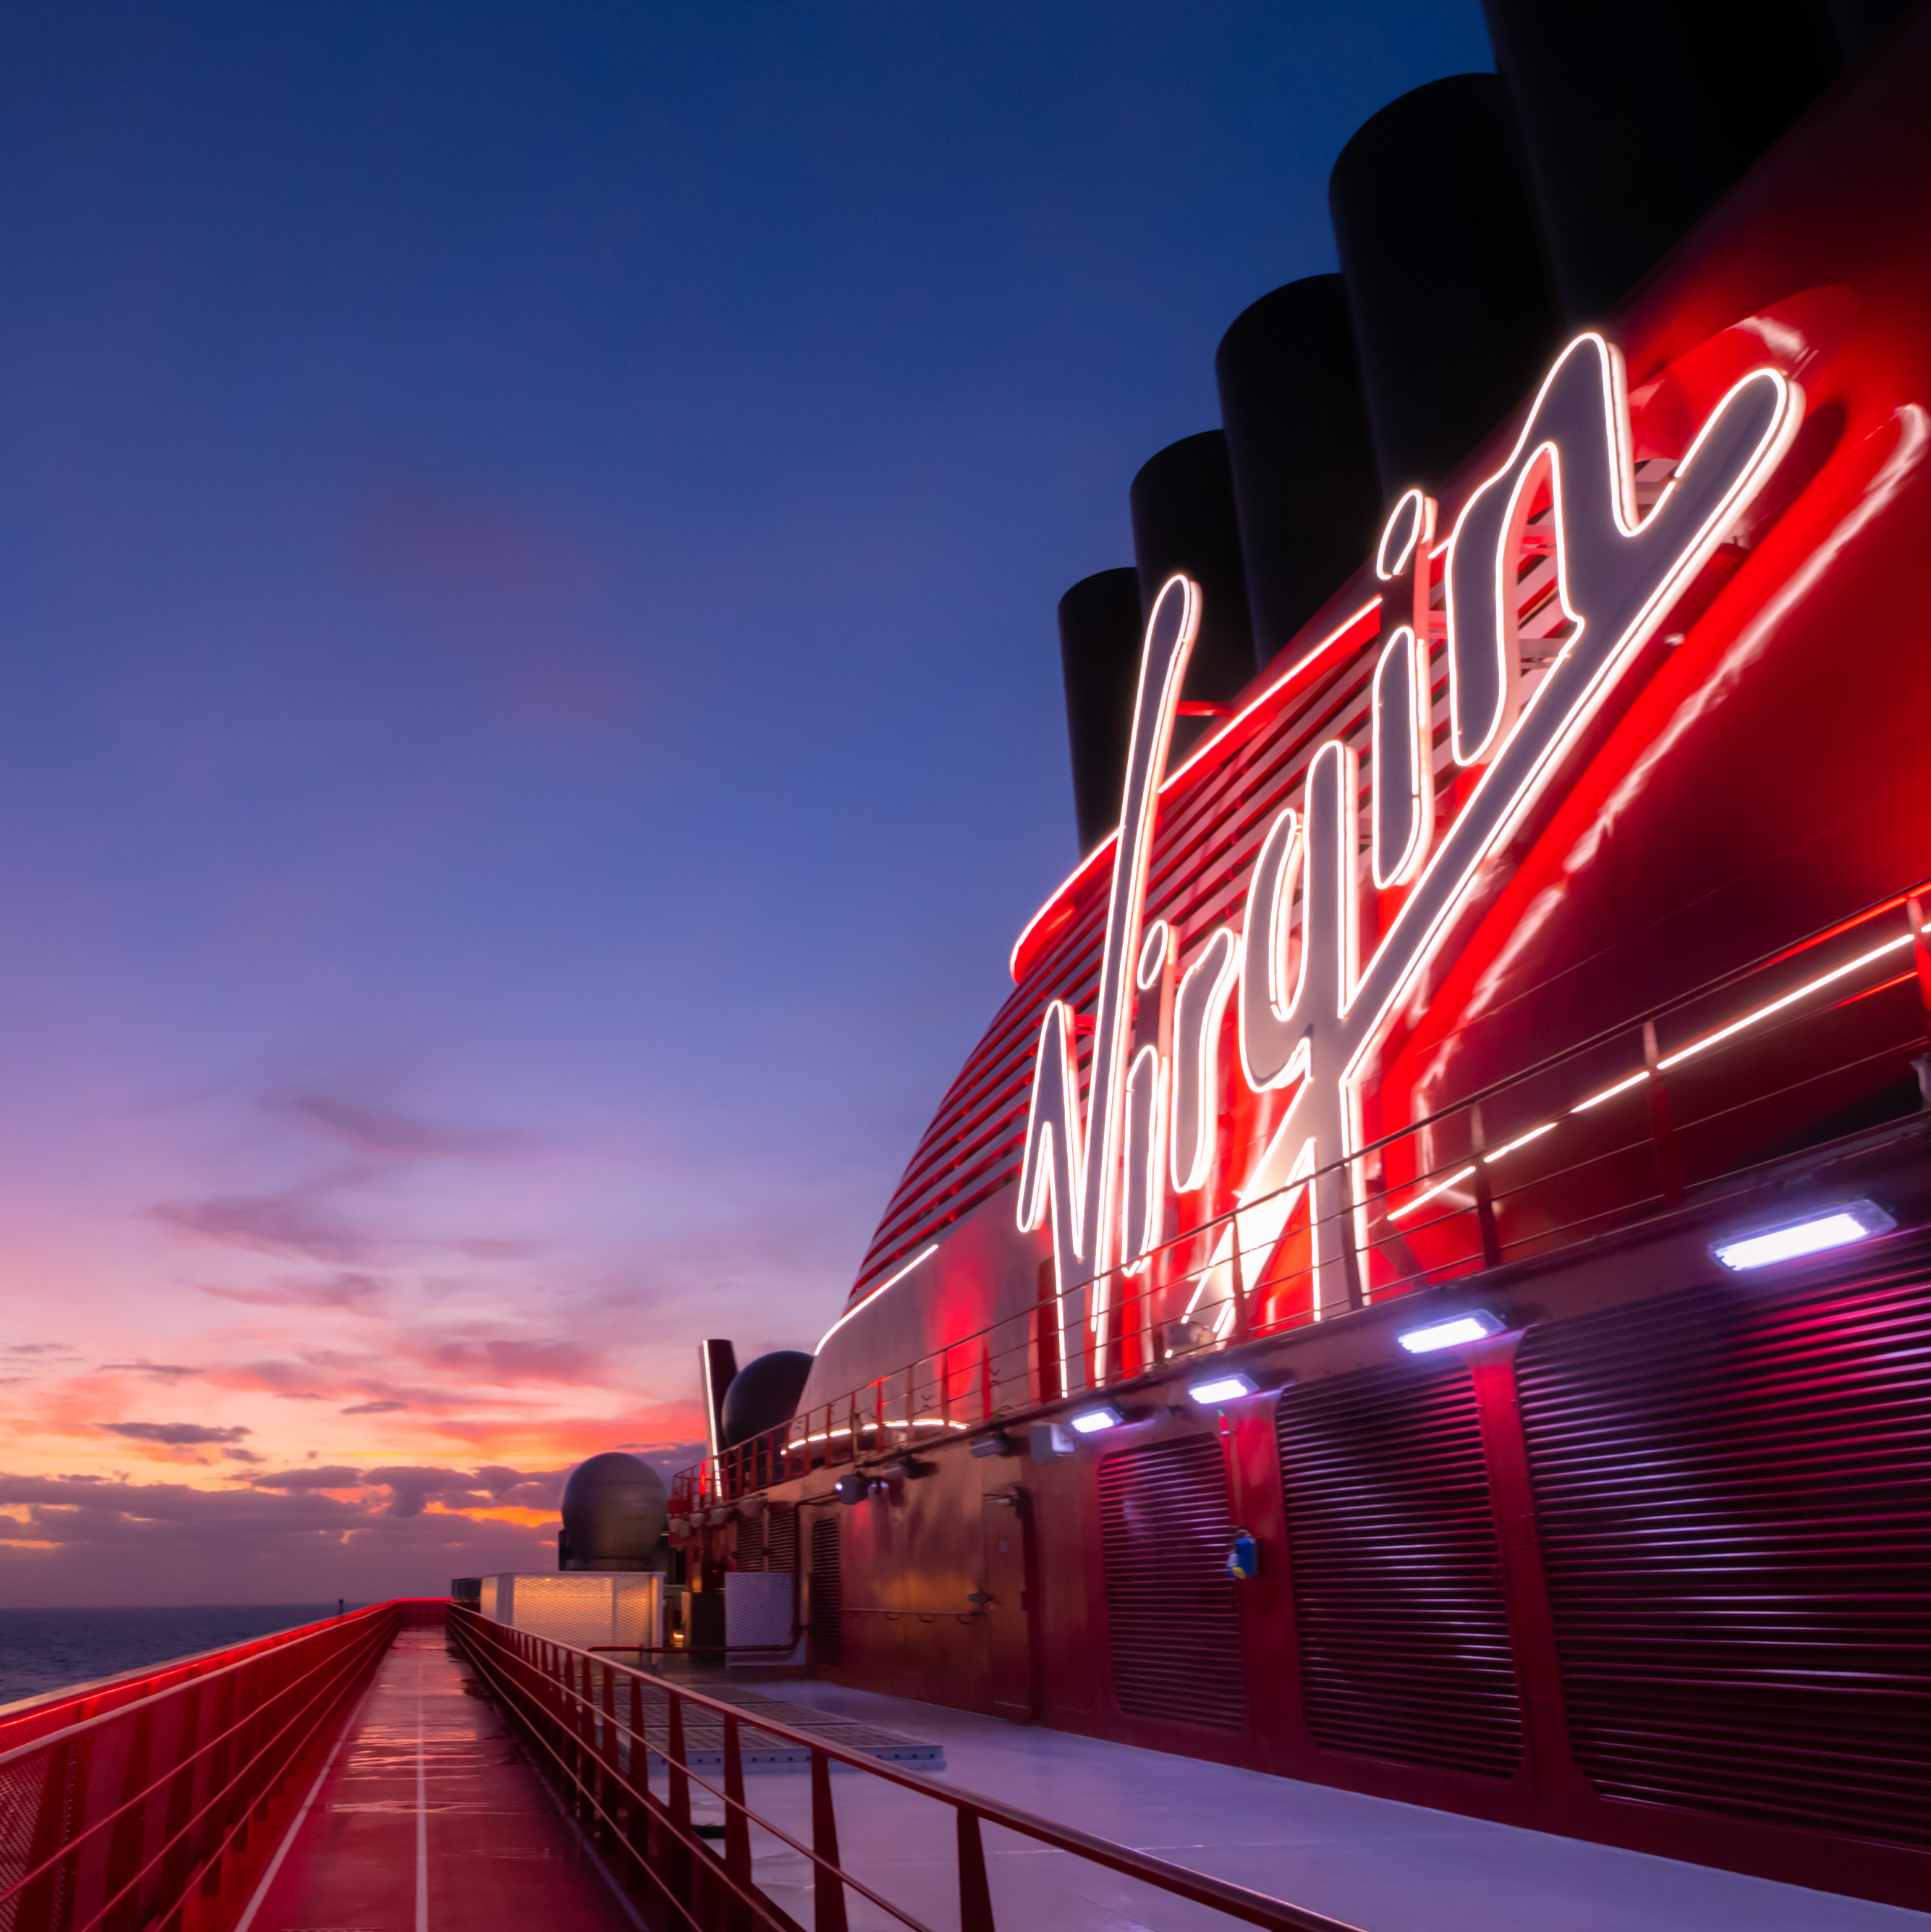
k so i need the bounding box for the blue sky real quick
[0,0,1493,1600]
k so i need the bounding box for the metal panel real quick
[724,1573,794,1650]
[809,1517,843,1666]
[1276,1360,1524,1777]
[484,1573,662,1651]
[1516,1250,1931,1847]
[1097,1436,1248,1731]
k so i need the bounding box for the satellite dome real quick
[721,1350,813,1448]
[559,1452,667,1570]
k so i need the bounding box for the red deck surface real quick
[234,1627,637,1932]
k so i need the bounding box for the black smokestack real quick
[1329,75,1561,496]
[1128,430,1258,755]
[1057,567,1145,854]
[1215,276,1383,662]
[1482,0,1841,321]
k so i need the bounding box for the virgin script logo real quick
[1017,333,1801,1393]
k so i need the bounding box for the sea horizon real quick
[0,1603,359,1710]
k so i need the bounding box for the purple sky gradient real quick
[0,0,1491,1603]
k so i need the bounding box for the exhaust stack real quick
[1329,75,1560,495]
[1215,276,1383,663]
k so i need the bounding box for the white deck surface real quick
[676,1674,1930,1932]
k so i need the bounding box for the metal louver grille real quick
[1277,1360,1524,1777]
[765,1503,799,1574]
[734,1511,765,1569]
[1098,1437,1247,1731]
[809,1516,843,1666]
[1515,1253,1931,1846]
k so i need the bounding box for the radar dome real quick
[721,1350,813,1448]
[559,1452,667,1570]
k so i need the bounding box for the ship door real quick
[979,1486,1038,1721]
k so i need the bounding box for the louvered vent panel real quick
[1098,1437,1247,1731]
[1277,1360,1524,1777]
[1515,1253,1931,1847]
[765,1504,799,1575]
[809,1517,843,1666]
[733,1512,765,1570]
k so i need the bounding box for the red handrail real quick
[446,1603,1365,1932]
[676,878,1931,1512]
[0,1598,444,1932]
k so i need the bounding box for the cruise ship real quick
[7,2,1931,1928]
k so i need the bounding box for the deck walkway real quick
[235,1627,637,1932]
[713,1674,1931,1932]
[232,1631,1931,1932]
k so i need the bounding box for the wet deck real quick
[235,1628,637,1932]
[720,1675,1931,1932]
[234,1632,1931,1932]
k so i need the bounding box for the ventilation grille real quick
[845,627,1385,1306]
[1277,1360,1524,1778]
[765,1504,799,1575]
[809,1517,843,1666]
[733,1512,764,1569]
[732,1505,797,1574]
[1097,1436,1247,1731]
[1515,1250,1931,1847]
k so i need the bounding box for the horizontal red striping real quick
[845,631,1391,1307]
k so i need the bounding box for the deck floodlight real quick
[833,1472,869,1504]
[1187,1370,1259,1405]
[1713,1199,1893,1271]
[1397,1309,1508,1355]
[1069,1404,1125,1435]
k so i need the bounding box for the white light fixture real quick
[1187,1370,1259,1405]
[1068,1404,1124,1435]
[1713,1200,1893,1271]
[1397,1309,1508,1355]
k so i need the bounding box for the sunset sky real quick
[0,0,1489,1603]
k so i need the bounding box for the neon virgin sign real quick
[1018,332,1801,1393]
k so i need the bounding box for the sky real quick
[0,0,1493,1604]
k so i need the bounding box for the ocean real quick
[0,1605,347,1709]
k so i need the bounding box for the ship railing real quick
[0,1598,444,1932]
[674,877,1931,1512]
[446,1602,1362,1932]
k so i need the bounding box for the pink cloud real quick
[0,1467,564,1606]
[150,1186,375,1263]
[200,1272,386,1310]
[275,1093,538,1161]
[98,1421,252,1447]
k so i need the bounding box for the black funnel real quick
[1330,75,1561,495]
[1483,0,1841,321]
[1825,0,1916,58]
[1129,431,1258,713]
[1215,276,1383,662]
[1057,568,1145,854]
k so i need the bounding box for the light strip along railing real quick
[447,1604,1364,1932]
[679,881,1931,1514]
[0,1602,422,1932]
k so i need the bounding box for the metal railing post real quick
[1642,1020,1685,1208]
[598,1663,619,1849]
[809,1747,849,1932]
[663,1689,693,1914]
[957,1808,997,1932]
[721,1712,752,1932]
[1469,1101,1503,1269]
